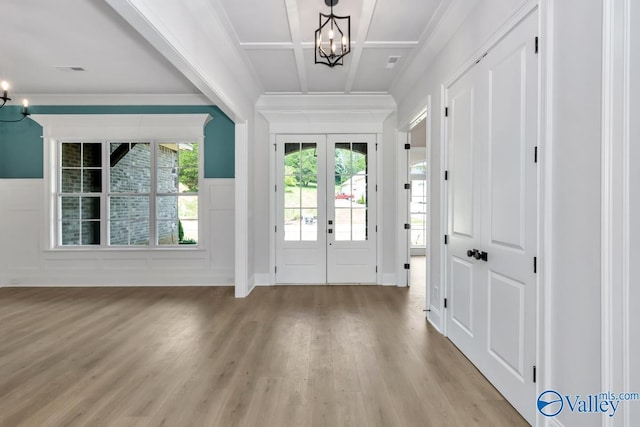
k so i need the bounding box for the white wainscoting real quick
[0,178,234,287]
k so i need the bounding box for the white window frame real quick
[33,114,210,251]
[55,139,200,248]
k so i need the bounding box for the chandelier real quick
[0,80,30,123]
[315,0,351,67]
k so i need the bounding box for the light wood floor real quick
[0,260,527,427]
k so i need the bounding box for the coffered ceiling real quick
[215,0,447,94]
[1,0,475,114]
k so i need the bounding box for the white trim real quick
[439,83,448,335]
[282,0,308,93]
[424,96,433,315]
[396,131,409,287]
[621,3,631,427]
[235,122,249,297]
[269,133,277,285]
[257,94,395,134]
[254,273,271,286]
[539,1,554,425]
[426,309,442,333]
[602,2,633,427]
[247,274,256,296]
[52,139,203,249]
[601,2,615,422]
[376,132,384,284]
[344,0,378,94]
[5,277,233,287]
[31,114,210,140]
[12,94,211,106]
[442,0,540,89]
[31,114,209,251]
[105,0,259,121]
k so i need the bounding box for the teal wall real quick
[0,105,235,179]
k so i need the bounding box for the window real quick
[410,161,427,248]
[283,142,318,241]
[58,141,199,247]
[334,142,368,241]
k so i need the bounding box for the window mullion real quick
[79,143,84,245]
[150,141,157,247]
[56,141,62,247]
[102,140,108,248]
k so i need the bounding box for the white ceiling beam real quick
[284,0,309,93]
[105,0,262,122]
[344,0,378,94]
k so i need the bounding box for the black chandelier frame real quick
[0,83,30,123]
[314,0,351,67]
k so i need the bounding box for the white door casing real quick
[445,10,538,424]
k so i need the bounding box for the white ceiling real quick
[0,0,199,95]
[2,0,458,102]
[219,0,445,94]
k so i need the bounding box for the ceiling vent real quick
[55,66,86,72]
[385,56,401,69]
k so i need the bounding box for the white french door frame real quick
[269,132,383,286]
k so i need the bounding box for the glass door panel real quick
[327,135,376,283]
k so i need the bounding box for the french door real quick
[445,11,538,424]
[275,134,376,284]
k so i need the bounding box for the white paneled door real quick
[276,134,377,284]
[445,11,538,424]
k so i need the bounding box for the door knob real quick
[467,249,488,261]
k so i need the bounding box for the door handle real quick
[467,249,488,261]
[473,250,488,261]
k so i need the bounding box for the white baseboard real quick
[254,273,271,286]
[5,283,232,288]
[382,273,397,286]
[1,270,234,287]
[427,308,442,332]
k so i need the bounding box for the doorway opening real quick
[407,112,429,311]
